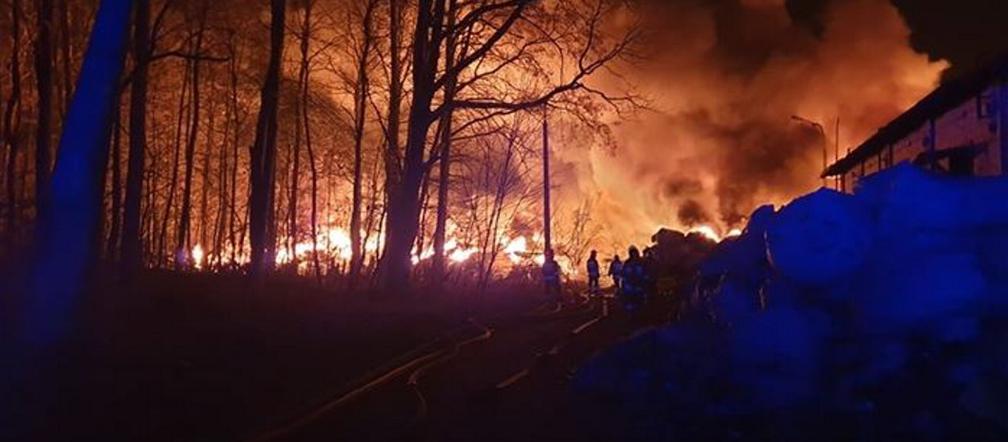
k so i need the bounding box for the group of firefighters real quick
[540,246,652,311]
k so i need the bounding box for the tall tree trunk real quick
[289,78,301,266]
[416,164,432,263]
[213,76,230,268]
[228,35,240,265]
[478,139,515,293]
[361,147,381,276]
[34,0,54,220]
[120,0,150,273]
[159,63,190,265]
[379,0,448,290]
[198,88,215,250]
[348,0,377,287]
[4,0,23,238]
[431,0,457,285]
[177,12,207,267]
[105,101,122,259]
[248,0,286,279]
[58,0,71,118]
[298,0,321,284]
[29,0,131,346]
[377,0,409,288]
[213,141,227,268]
[144,134,159,261]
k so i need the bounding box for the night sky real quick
[792,0,1008,79]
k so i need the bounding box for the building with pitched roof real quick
[824,59,1008,191]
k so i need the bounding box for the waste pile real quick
[574,164,1008,441]
[646,228,718,284]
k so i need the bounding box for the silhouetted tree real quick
[176,5,208,267]
[30,0,131,345]
[348,0,378,286]
[34,0,55,222]
[4,0,24,239]
[120,0,150,273]
[378,0,640,290]
[248,0,286,278]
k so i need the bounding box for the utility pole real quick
[791,115,827,187]
[834,116,840,163]
[542,104,551,255]
[835,116,840,189]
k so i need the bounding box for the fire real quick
[688,225,722,242]
[503,236,528,264]
[182,225,561,278]
[275,227,357,266]
[326,228,353,260]
[191,244,205,270]
[449,247,478,263]
[686,224,743,242]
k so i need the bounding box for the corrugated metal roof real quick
[823,58,1008,177]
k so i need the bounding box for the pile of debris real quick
[641,228,721,290]
[575,164,1008,441]
[645,228,718,286]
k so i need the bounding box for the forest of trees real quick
[0,0,640,291]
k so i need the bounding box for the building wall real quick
[844,83,1005,191]
[932,84,1000,175]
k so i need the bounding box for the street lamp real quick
[791,115,827,187]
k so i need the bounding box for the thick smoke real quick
[555,0,946,247]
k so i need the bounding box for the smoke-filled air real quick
[561,0,945,246]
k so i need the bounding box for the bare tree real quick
[297,0,322,283]
[158,60,189,264]
[4,0,24,239]
[105,99,123,259]
[248,0,286,279]
[429,0,458,286]
[346,0,378,286]
[31,0,131,345]
[34,0,55,221]
[176,4,209,267]
[556,199,600,271]
[378,0,641,289]
[120,0,151,272]
[57,0,72,117]
[449,115,537,291]
[226,30,242,266]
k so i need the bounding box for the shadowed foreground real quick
[2,272,675,441]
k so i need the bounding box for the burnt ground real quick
[1,272,677,441]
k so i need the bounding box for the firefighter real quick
[586,250,601,296]
[542,249,562,301]
[621,246,647,312]
[608,254,623,293]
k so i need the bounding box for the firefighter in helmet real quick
[620,246,647,311]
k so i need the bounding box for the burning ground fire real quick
[184,224,576,278]
[183,222,738,278]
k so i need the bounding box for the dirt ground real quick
[2,271,565,441]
